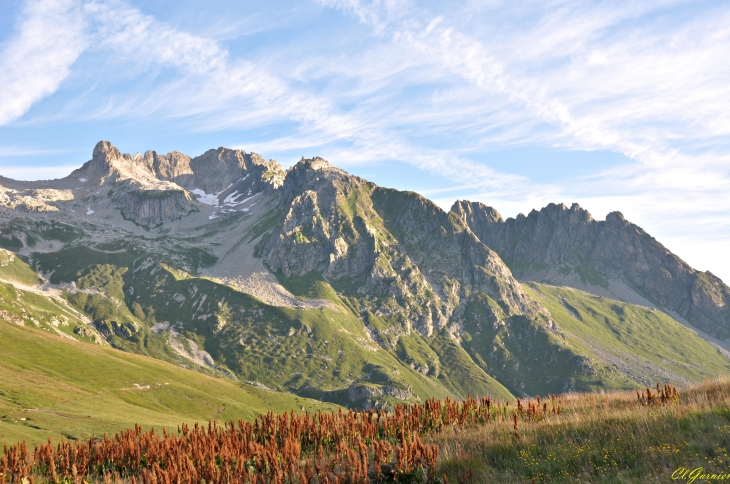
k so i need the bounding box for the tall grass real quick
[433,380,730,482]
[4,380,730,483]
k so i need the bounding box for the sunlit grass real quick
[433,379,730,483]
[5,379,730,483]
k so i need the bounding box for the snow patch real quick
[191,178,244,207]
[227,193,258,208]
[223,190,240,205]
[190,188,219,206]
[78,178,88,182]
[86,208,94,215]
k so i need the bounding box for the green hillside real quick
[3,145,730,421]
[0,316,337,447]
[30,243,513,407]
[0,248,42,286]
[525,283,730,387]
[3,240,728,420]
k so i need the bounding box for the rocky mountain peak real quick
[456,200,730,340]
[76,140,128,180]
[606,211,626,223]
[521,202,593,222]
[295,156,331,171]
[74,142,285,194]
[49,141,283,226]
[262,167,550,339]
[451,200,504,224]
[92,140,121,160]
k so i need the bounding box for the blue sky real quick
[1,0,730,281]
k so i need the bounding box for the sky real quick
[1,0,729,280]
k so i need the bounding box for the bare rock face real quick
[118,189,198,227]
[140,147,285,194]
[78,140,286,191]
[452,200,730,339]
[346,384,413,402]
[145,150,195,183]
[80,140,120,179]
[66,141,285,226]
[261,157,547,337]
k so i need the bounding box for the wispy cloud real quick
[0,0,86,125]
[1,0,730,278]
[0,0,87,125]
[68,1,536,195]
[310,0,730,277]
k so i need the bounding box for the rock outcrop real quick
[261,157,548,337]
[74,141,285,192]
[452,200,730,339]
[3,141,728,403]
[118,189,198,227]
[65,141,286,226]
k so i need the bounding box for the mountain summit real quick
[1,141,729,407]
[452,200,730,341]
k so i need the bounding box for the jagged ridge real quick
[451,200,730,340]
[1,141,729,405]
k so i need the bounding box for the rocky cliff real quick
[117,189,198,227]
[73,141,285,194]
[0,141,286,227]
[451,201,730,340]
[1,141,728,405]
[261,157,547,337]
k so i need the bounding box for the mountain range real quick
[1,140,729,412]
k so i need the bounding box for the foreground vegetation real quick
[433,380,730,482]
[6,379,730,482]
[0,318,336,447]
[2,392,561,483]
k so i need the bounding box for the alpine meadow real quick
[1,141,730,482]
[3,1,730,482]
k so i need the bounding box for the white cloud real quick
[84,0,228,74]
[310,0,730,280]
[315,0,730,167]
[2,0,730,280]
[0,0,87,125]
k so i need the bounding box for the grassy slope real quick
[20,226,730,408]
[459,295,607,397]
[0,318,337,447]
[526,282,730,386]
[0,280,95,342]
[0,249,42,286]
[275,272,513,402]
[31,245,464,407]
[432,380,730,483]
[27,238,730,404]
